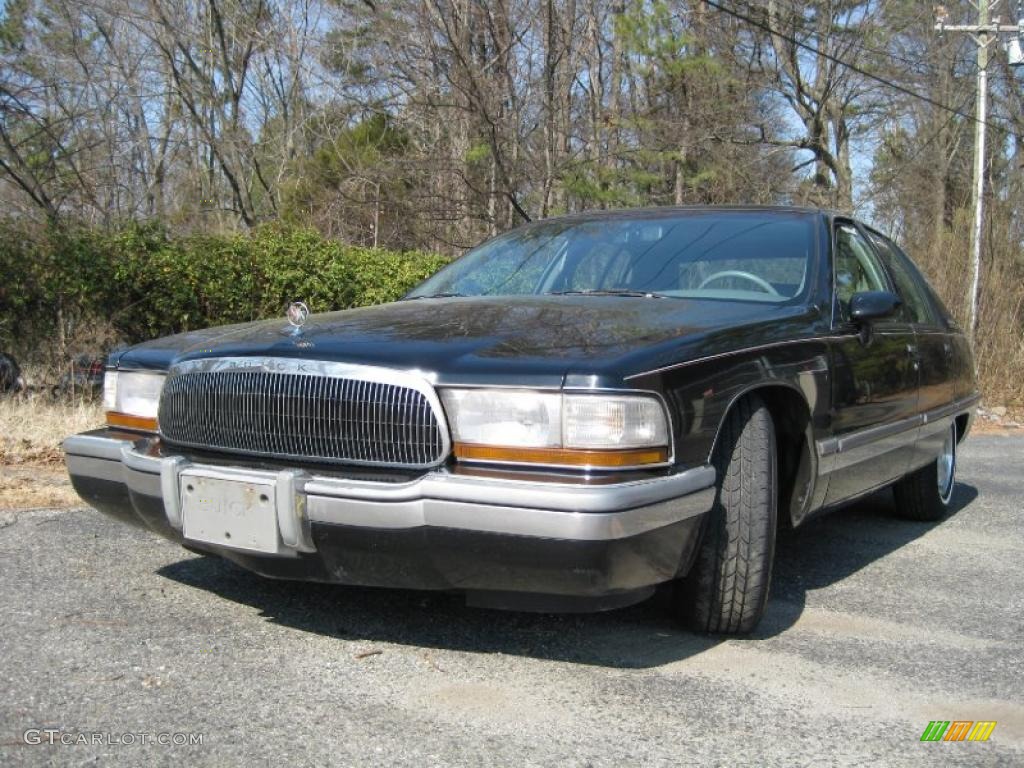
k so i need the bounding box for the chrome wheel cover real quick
[937,422,956,505]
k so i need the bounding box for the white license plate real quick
[180,470,281,553]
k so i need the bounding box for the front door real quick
[823,221,920,505]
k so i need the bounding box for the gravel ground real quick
[1,435,1022,767]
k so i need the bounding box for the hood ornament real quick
[285,301,309,336]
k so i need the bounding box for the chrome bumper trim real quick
[276,469,314,552]
[304,493,711,540]
[65,454,123,483]
[63,434,717,543]
[160,456,188,529]
[65,433,128,462]
[302,465,716,515]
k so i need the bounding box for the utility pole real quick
[935,2,1023,341]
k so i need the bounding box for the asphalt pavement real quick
[1,435,1022,766]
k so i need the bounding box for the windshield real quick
[407,211,816,304]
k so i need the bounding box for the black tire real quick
[892,421,957,522]
[675,393,777,635]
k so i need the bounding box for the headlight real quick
[440,389,670,469]
[103,370,164,432]
[441,389,562,448]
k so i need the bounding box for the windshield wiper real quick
[401,292,467,300]
[545,289,670,298]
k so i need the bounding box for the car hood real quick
[113,296,820,387]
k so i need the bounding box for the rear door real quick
[823,220,920,505]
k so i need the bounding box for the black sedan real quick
[64,206,978,634]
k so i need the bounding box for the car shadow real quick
[756,481,978,638]
[157,482,979,669]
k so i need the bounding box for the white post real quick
[933,2,1021,340]
[968,2,990,341]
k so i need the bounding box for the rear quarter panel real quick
[949,332,978,402]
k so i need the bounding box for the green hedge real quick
[0,222,449,352]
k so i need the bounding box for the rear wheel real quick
[892,421,957,522]
[674,394,777,635]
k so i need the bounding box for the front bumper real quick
[64,430,716,610]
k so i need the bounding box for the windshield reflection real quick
[408,211,815,305]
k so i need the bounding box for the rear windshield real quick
[408,211,817,304]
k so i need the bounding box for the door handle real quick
[906,343,920,371]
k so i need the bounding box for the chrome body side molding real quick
[816,394,980,476]
[624,334,856,380]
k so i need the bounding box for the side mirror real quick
[849,290,902,323]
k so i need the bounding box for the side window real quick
[834,223,890,321]
[868,234,939,326]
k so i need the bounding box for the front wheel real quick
[892,421,957,521]
[673,394,777,635]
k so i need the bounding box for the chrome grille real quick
[158,360,448,468]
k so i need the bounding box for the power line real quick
[704,0,1010,132]
[930,2,1022,340]
[764,0,944,74]
[869,91,975,188]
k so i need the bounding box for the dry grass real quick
[0,467,84,510]
[0,396,103,465]
[926,213,1024,407]
[0,397,103,510]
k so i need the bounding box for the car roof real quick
[524,204,847,227]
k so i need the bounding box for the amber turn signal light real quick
[105,411,158,433]
[453,443,668,468]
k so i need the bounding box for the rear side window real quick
[868,233,939,326]
[834,224,890,321]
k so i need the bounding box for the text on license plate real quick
[179,471,281,554]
